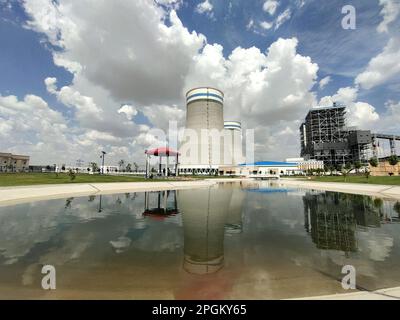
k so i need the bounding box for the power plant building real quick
[300,103,372,167]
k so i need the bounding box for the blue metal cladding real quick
[224,125,242,129]
[239,161,298,167]
[186,92,223,102]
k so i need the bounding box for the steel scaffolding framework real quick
[300,103,372,167]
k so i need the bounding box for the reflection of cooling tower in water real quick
[178,187,232,274]
[225,187,245,234]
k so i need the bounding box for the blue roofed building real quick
[219,161,302,178]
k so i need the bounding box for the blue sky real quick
[1,1,398,114]
[0,0,399,164]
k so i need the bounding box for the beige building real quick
[0,152,30,172]
[297,160,325,171]
[370,161,400,176]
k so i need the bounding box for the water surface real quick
[0,181,399,299]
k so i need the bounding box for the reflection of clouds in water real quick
[0,194,147,264]
[244,193,305,233]
[110,236,132,254]
[40,232,95,264]
[0,203,64,262]
[129,228,182,252]
[357,230,394,262]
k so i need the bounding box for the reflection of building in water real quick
[352,195,381,228]
[143,190,178,220]
[303,192,357,252]
[178,187,232,274]
[225,188,245,234]
[303,192,400,253]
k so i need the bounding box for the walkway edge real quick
[293,286,400,300]
[0,180,219,206]
[279,179,400,200]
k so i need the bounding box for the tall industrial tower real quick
[179,87,225,174]
[224,121,244,166]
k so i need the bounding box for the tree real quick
[324,165,334,176]
[354,161,362,173]
[126,163,132,172]
[341,162,353,182]
[118,160,125,172]
[388,155,399,166]
[68,169,76,181]
[387,155,398,176]
[369,157,378,167]
[90,162,98,173]
[133,162,139,173]
[364,169,371,182]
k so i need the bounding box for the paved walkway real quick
[279,179,400,200]
[296,287,400,300]
[0,180,233,205]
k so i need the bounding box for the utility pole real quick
[100,151,106,174]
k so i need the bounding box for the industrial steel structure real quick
[300,103,372,167]
[300,103,399,167]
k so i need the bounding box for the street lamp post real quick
[101,151,106,174]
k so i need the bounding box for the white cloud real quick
[263,0,278,15]
[0,93,72,163]
[355,37,400,90]
[376,100,400,133]
[260,21,273,30]
[377,0,400,33]
[318,76,331,89]
[17,0,338,162]
[246,19,255,30]
[185,38,319,159]
[196,0,213,17]
[275,8,291,30]
[319,87,380,129]
[24,1,206,105]
[45,77,104,126]
[118,105,137,121]
[156,0,183,10]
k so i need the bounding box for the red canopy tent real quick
[145,147,180,157]
[145,147,180,178]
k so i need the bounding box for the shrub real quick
[388,155,399,166]
[68,169,76,181]
[369,157,378,167]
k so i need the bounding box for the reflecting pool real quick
[0,181,400,299]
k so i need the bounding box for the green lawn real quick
[0,173,166,187]
[307,175,400,186]
[0,173,235,187]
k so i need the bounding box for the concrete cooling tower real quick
[224,121,244,166]
[179,87,225,175]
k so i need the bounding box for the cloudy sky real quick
[0,0,399,166]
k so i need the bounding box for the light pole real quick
[100,151,106,174]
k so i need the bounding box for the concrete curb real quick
[279,179,400,200]
[0,180,220,206]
